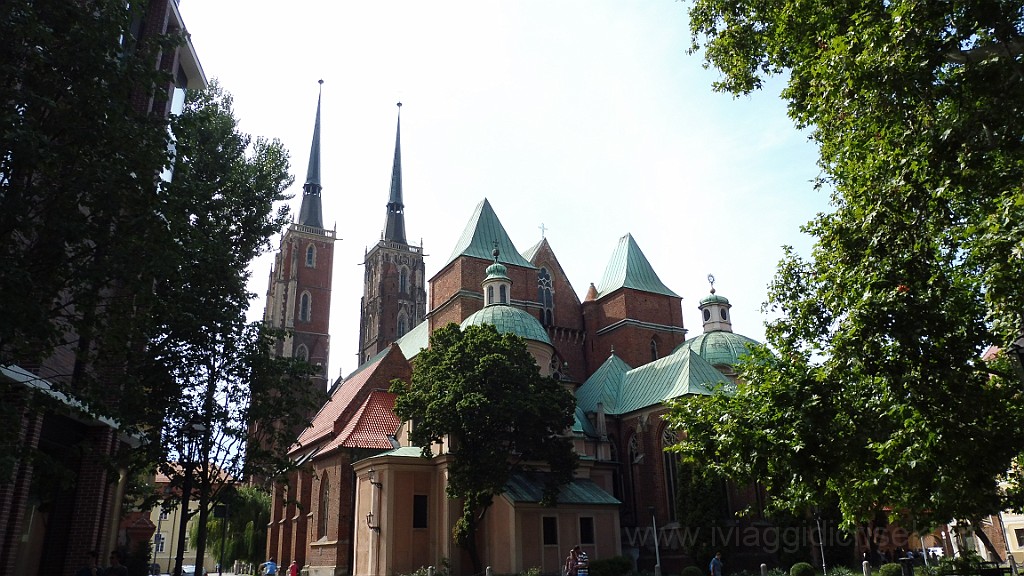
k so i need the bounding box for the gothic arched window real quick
[650,338,659,362]
[296,345,309,362]
[300,292,311,322]
[306,244,316,268]
[398,314,407,338]
[318,473,330,539]
[400,267,408,294]
[662,427,681,520]
[538,267,554,327]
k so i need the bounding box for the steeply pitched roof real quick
[574,354,632,414]
[571,405,599,436]
[595,233,679,299]
[298,81,324,228]
[319,390,399,454]
[384,103,406,244]
[614,348,732,414]
[444,199,535,269]
[503,473,620,505]
[395,319,429,360]
[521,237,546,262]
[291,347,399,455]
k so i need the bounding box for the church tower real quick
[358,103,427,365]
[264,81,336,391]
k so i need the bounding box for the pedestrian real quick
[261,557,278,576]
[709,551,724,576]
[107,551,129,576]
[564,546,579,576]
[75,550,101,576]
[289,560,299,576]
[577,547,589,576]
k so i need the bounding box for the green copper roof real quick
[298,81,325,228]
[504,473,620,505]
[395,319,429,360]
[595,234,679,299]
[572,405,598,436]
[575,354,632,414]
[700,293,730,306]
[460,305,552,345]
[384,103,406,244]
[445,199,535,269]
[612,348,732,415]
[673,331,761,368]
[485,260,509,280]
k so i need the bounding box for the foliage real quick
[791,562,816,576]
[878,564,903,576]
[673,458,728,557]
[391,323,577,574]
[149,81,318,576]
[0,0,180,485]
[188,485,271,568]
[828,566,858,576]
[590,556,635,576]
[937,550,986,573]
[673,0,1024,528]
[682,566,707,576]
[768,568,789,576]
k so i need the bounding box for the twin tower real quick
[263,86,426,391]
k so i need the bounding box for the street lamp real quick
[648,506,661,576]
[172,419,207,576]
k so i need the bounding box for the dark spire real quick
[383,102,406,244]
[298,80,324,228]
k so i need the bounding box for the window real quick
[579,517,595,545]
[650,338,659,362]
[662,428,681,520]
[542,516,558,546]
[703,309,711,322]
[154,533,165,553]
[413,495,428,528]
[538,268,554,326]
[499,284,507,304]
[300,292,311,322]
[400,268,408,294]
[1015,528,1024,548]
[306,244,316,268]
[487,285,494,304]
[318,474,330,539]
[398,315,407,338]
[720,308,728,321]
[159,510,169,521]
[296,345,309,363]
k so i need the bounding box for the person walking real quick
[289,560,299,576]
[709,552,724,576]
[564,547,579,576]
[260,557,278,576]
[577,547,589,576]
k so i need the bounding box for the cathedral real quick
[262,95,766,576]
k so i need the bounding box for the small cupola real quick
[482,246,512,306]
[699,274,733,333]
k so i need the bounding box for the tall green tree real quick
[391,323,577,574]
[150,81,320,576]
[189,485,271,569]
[0,0,179,480]
[668,0,1024,529]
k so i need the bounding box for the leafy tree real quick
[669,0,1024,528]
[391,323,577,574]
[674,460,727,558]
[149,81,320,576]
[189,485,271,568]
[0,0,179,480]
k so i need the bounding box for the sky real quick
[179,0,832,382]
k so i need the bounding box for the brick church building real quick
[264,99,767,576]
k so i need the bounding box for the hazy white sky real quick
[179,0,831,382]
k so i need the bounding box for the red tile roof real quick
[320,390,400,453]
[292,354,387,452]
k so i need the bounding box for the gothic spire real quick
[298,80,324,228]
[384,102,406,244]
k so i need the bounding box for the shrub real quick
[878,563,903,576]
[791,562,816,576]
[521,568,542,576]
[769,568,789,576]
[589,557,633,576]
[682,566,706,576]
[732,570,760,576]
[829,566,857,576]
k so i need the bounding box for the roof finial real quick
[708,273,716,294]
[492,240,500,261]
[539,223,548,238]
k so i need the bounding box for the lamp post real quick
[172,420,206,576]
[648,506,661,576]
